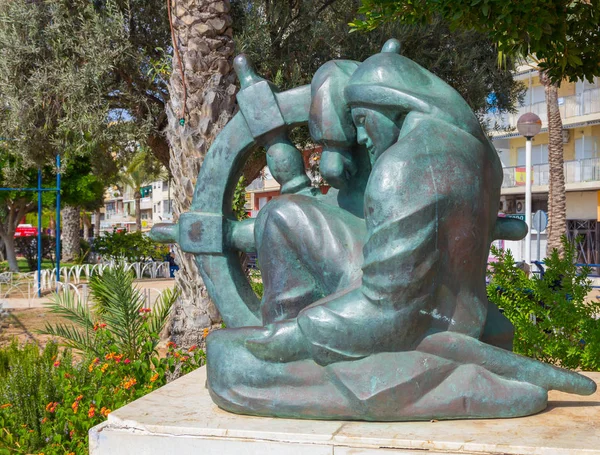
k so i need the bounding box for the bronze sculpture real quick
[151,40,596,421]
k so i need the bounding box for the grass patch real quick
[1,259,78,273]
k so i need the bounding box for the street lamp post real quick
[517,113,542,264]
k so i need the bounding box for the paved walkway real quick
[1,278,176,309]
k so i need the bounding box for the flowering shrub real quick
[0,340,204,454]
[0,265,206,454]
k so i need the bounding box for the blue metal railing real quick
[0,155,61,296]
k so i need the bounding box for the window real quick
[517,144,549,166]
[163,199,172,214]
[525,85,545,105]
[575,136,599,160]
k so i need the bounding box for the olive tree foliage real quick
[0,0,127,164]
[0,0,153,260]
[352,0,600,253]
[98,0,173,169]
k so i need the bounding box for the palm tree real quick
[540,72,567,255]
[119,149,165,232]
[41,265,178,360]
[164,0,237,346]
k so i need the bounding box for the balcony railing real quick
[502,158,600,188]
[486,87,600,130]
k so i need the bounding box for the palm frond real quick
[148,287,179,336]
[38,290,98,354]
[41,322,100,355]
[90,264,135,315]
[43,290,96,332]
[89,265,145,358]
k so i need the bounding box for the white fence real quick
[33,261,170,294]
[1,263,171,307]
[51,282,168,308]
[0,262,171,297]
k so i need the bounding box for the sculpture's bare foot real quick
[418,331,597,395]
[245,320,311,363]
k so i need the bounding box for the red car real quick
[14,224,38,238]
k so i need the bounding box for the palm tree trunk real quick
[135,192,142,231]
[82,212,91,240]
[165,0,237,346]
[94,208,101,238]
[62,205,81,262]
[541,72,566,256]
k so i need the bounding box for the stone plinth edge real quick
[89,367,600,455]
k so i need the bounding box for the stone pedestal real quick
[89,367,600,455]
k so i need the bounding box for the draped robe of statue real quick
[200,41,597,421]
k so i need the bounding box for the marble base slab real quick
[89,367,600,455]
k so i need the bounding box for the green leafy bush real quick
[487,236,600,370]
[92,230,168,263]
[14,235,56,271]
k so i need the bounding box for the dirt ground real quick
[0,308,69,348]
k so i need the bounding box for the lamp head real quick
[517,113,542,139]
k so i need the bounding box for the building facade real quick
[487,70,600,263]
[96,180,174,234]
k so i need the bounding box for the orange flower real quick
[71,401,79,414]
[100,407,111,417]
[67,452,75,455]
[188,345,197,352]
[114,354,123,363]
[174,352,180,359]
[166,341,176,349]
[202,328,209,339]
[105,352,115,361]
[76,395,83,402]
[88,363,94,372]
[45,402,58,413]
[94,357,100,364]
[41,417,48,424]
[150,373,159,382]
[0,403,12,409]
[69,429,75,439]
[101,363,109,373]
[53,361,60,368]
[88,405,96,418]
[122,377,137,390]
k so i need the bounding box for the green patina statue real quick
[151,40,596,421]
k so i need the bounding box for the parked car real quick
[14,224,38,238]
